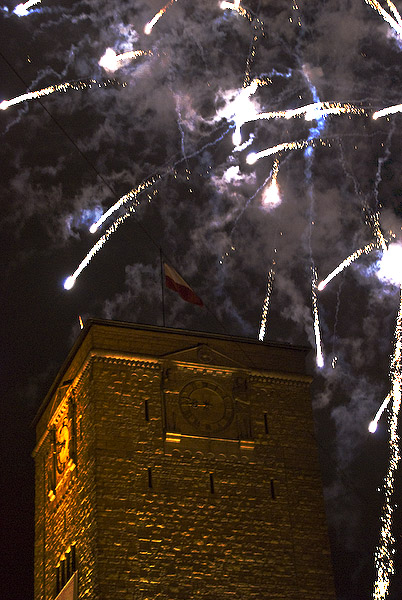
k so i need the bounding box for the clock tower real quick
[33,319,335,600]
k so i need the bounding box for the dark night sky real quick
[2,0,402,598]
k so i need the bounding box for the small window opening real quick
[270,478,276,500]
[56,565,60,594]
[60,558,66,588]
[264,413,269,434]
[147,467,153,489]
[209,473,215,494]
[66,550,71,580]
[71,544,76,572]
[144,400,149,422]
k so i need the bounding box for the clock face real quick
[179,380,234,434]
[56,418,70,473]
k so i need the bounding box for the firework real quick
[369,393,392,433]
[372,287,402,600]
[89,176,159,234]
[364,0,402,37]
[144,0,177,35]
[99,49,152,72]
[13,0,40,16]
[373,104,402,119]
[246,139,311,164]
[0,79,123,111]
[311,267,324,368]
[64,213,131,290]
[258,265,276,341]
[318,242,377,291]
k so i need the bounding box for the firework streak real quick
[364,0,402,37]
[13,0,40,16]
[312,266,324,368]
[318,242,377,290]
[144,0,177,35]
[258,265,275,341]
[372,287,402,600]
[89,176,160,233]
[0,79,124,111]
[373,104,402,119]
[99,49,152,72]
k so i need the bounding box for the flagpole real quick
[160,248,166,327]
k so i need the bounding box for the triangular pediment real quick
[160,343,244,369]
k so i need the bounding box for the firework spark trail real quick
[312,266,324,368]
[220,2,265,87]
[246,139,311,164]
[144,0,177,35]
[67,124,233,286]
[364,0,402,37]
[238,102,361,127]
[220,1,248,17]
[303,78,325,369]
[231,79,271,146]
[0,79,123,111]
[372,287,402,600]
[258,264,276,341]
[242,10,264,88]
[373,104,402,119]
[13,0,40,16]
[369,393,392,433]
[89,176,160,234]
[318,242,377,290]
[386,0,402,26]
[64,213,131,290]
[372,213,388,251]
[261,158,281,207]
[235,102,363,146]
[99,49,152,72]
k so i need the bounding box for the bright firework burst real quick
[13,0,41,16]
[2,0,402,598]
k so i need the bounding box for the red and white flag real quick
[164,262,203,306]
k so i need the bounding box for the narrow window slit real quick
[147,467,153,489]
[71,544,76,572]
[144,400,149,422]
[270,478,276,500]
[264,413,269,434]
[56,565,60,594]
[209,473,215,494]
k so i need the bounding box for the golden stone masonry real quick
[33,319,335,600]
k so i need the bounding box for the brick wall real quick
[33,321,335,600]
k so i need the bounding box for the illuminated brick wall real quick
[33,320,335,600]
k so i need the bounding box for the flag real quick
[164,262,203,306]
